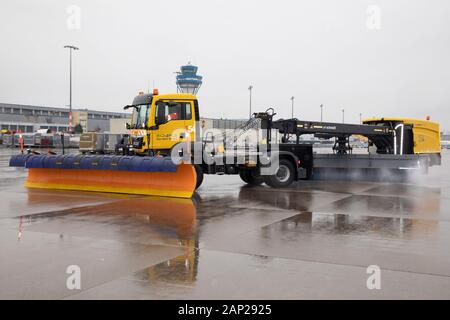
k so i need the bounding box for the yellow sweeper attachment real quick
[10,154,197,199]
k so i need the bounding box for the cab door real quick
[153,100,191,151]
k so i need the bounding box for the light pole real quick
[248,85,253,118]
[342,108,345,123]
[64,45,79,133]
[320,104,323,122]
[359,112,362,124]
[290,96,294,118]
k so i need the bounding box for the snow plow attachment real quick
[9,154,196,198]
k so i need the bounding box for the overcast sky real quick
[1,0,449,129]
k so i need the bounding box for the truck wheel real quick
[195,165,204,189]
[264,159,295,188]
[239,170,264,186]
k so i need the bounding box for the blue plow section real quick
[9,154,178,172]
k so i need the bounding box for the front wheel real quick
[264,159,295,188]
[195,165,204,189]
[239,170,264,186]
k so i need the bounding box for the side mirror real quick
[126,123,131,130]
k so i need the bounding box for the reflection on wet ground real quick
[263,212,441,239]
[0,148,450,299]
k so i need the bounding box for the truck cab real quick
[125,90,199,155]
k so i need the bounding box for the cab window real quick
[155,102,192,124]
[185,103,192,120]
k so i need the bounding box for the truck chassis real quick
[184,110,440,188]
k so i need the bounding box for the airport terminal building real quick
[0,102,130,133]
[0,102,249,135]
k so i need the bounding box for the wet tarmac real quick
[1,148,450,299]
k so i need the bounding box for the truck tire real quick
[239,170,264,186]
[195,164,204,189]
[264,159,295,188]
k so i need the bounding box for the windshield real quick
[131,104,150,129]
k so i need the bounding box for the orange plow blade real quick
[25,164,196,199]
